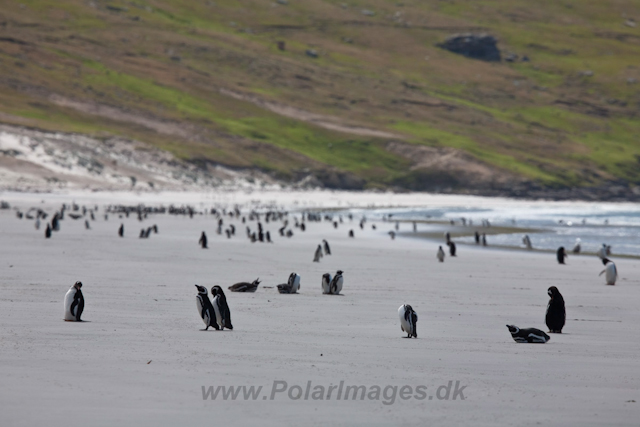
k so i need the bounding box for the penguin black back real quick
[212,286,233,330]
[556,247,567,264]
[506,325,550,343]
[545,286,566,333]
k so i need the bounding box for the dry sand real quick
[1,191,639,426]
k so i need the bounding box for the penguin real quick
[277,272,301,294]
[64,281,85,321]
[195,285,218,331]
[597,244,607,260]
[35,218,40,230]
[481,233,487,246]
[546,286,566,333]
[448,241,457,257]
[45,223,52,239]
[211,286,233,330]
[199,231,208,249]
[52,214,60,231]
[118,224,124,237]
[388,231,396,240]
[228,278,261,293]
[475,231,480,244]
[329,270,343,295]
[445,232,451,244]
[599,258,618,285]
[349,229,354,238]
[321,273,332,294]
[522,235,532,249]
[572,238,581,254]
[437,246,445,262]
[266,231,272,243]
[506,325,550,343]
[85,220,91,230]
[139,229,146,238]
[323,239,331,255]
[313,244,323,262]
[556,246,567,264]
[398,304,418,338]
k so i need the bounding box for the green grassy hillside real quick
[1,0,639,193]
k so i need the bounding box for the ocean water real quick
[355,202,640,257]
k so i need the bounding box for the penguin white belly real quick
[606,264,617,285]
[196,297,208,327]
[64,288,77,321]
[398,305,410,334]
[322,277,331,294]
[212,296,223,328]
[291,275,300,293]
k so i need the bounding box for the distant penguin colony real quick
[9,200,627,345]
[64,281,85,322]
[600,258,618,285]
[506,325,550,343]
[546,286,566,333]
[398,304,418,338]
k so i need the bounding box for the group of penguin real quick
[51,204,618,343]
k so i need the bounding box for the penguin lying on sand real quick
[277,273,301,294]
[228,278,261,293]
[506,325,550,343]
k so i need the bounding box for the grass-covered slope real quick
[1,0,639,193]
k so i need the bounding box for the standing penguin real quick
[546,286,566,333]
[475,231,480,244]
[481,233,487,246]
[118,224,124,237]
[556,246,568,264]
[45,223,52,239]
[448,241,457,257]
[348,229,354,238]
[599,258,618,285]
[199,231,208,249]
[522,235,532,249]
[597,244,607,260]
[313,244,323,262]
[85,220,91,230]
[329,270,343,295]
[64,281,85,321]
[437,246,445,262]
[321,273,332,294]
[398,304,418,338]
[211,286,233,330]
[195,285,218,331]
[572,238,581,254]
[323,239,331,255]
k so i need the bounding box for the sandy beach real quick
[1,190,639,426]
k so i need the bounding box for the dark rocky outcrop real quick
[438,33,501,61]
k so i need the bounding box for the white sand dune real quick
[1,191,639,426]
